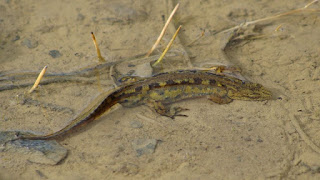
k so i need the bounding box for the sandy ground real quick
[1,0,320,179]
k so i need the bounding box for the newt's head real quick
[227,82,272,101]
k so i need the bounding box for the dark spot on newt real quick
[209,79,216,85]
[193,77,202,84]
[177,79,188,85]
[149,82,160,89]
[166,79,176,86]
[135,86,143,92]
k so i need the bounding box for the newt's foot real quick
[148,101,189,119]
[167,107,189,119]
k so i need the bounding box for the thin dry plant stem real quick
[219,0,319,34]
[290,114,320,154]
[91,32,106,62]
[145,3,180,57]
[243,24,284,40]
[28,66,47,94]
[152,25,182,67]
[187,30,205,47]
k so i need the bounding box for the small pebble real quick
[49,50,62,58]
[130,120,143,129]
[0,131,68,165]
[132,139,158,157]
[21,38,38,49]
[244,136,252,141]
[74,52,84,58]
[118,163,139,175]
[91,16,97,22]
[257,137,263,143]
[36,25,53,33]
[11,35,20,42]
[77,13,85,21]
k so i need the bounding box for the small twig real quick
[91,32,106,62]
[145,3,180,57]
[152,25,182,67]
[28,66,47,94]
[274,24,283,32]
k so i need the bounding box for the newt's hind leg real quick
[147,101,189,119]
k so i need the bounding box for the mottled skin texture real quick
[18,70,271,140]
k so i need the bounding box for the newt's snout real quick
[227,82,272,101]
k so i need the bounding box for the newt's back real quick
[116,70,271,106]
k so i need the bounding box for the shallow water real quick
[1,0,320,179]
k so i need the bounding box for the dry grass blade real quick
[152,25,182,67]
[219,0,319,34]
[240,24,284,40]
[28,66,47,94]
[145,3,180,57]
[91,32,106,62]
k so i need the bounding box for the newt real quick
[17,70,271,140]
